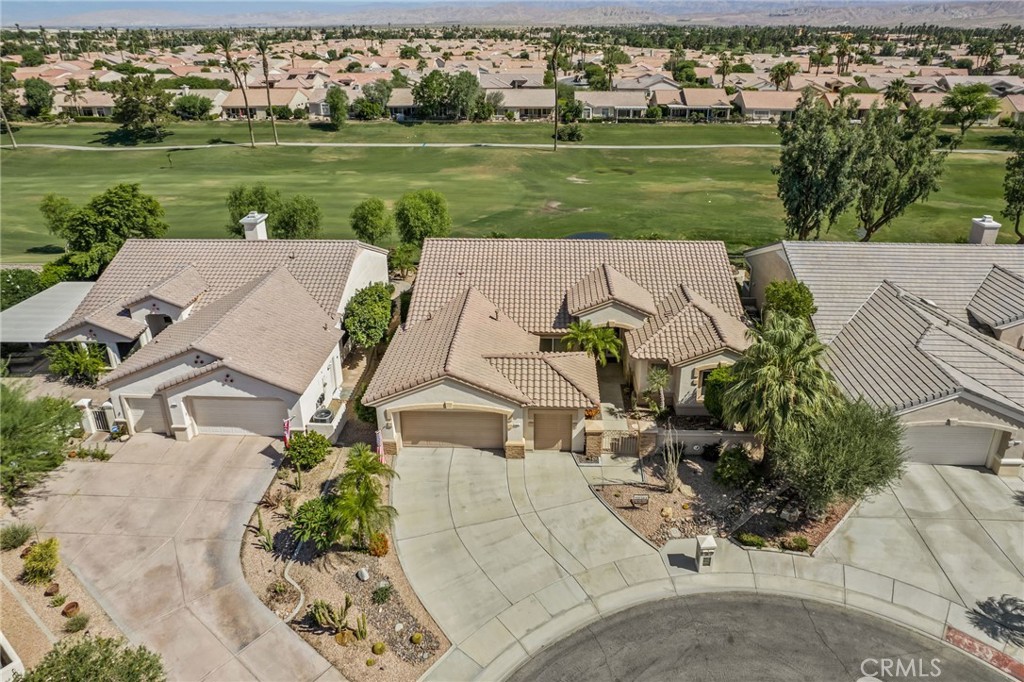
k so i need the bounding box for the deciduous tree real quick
[1003,126,1024,244]
[943,83,1001,140]
[394,189,452,245]
[343,282,395,349]
[325,86,348,129]
[23,77,54,118]
[764,280,817,319]
[112,73,173,136]
[350,197,394,244]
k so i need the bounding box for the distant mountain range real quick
[16,1,1024,28]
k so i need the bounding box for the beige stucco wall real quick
[745,246,795,310]
[337,249,390,318]
[579,302,647,330]
[675,351,740,415]
[54,325,150,367]
[995,321,1024,351]
[295,344,344,426]
[127,297,192,325]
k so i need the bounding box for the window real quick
[695,367,716,402]
[540,337,563,352]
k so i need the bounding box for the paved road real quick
[0,142,1007,153]
[507,592,1008,682]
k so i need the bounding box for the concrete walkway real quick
[11,434,338,682]
[392,449,1023,681]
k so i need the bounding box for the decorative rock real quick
[660,507,673,519]
[394,622,404,633]
[335,631,354,646]
[61,601,80,618]
[19,543,36,559]
[668,527,682,539]
[44,582,60,596]
[780,506,801,523]
[356,567,370,582]
[377,580,390,590]
[119,435,130,442]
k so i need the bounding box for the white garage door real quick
[400,411,504,449]
[126,397,168,434]
[189,397,287,437]
[903,425,996,466]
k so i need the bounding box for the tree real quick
[768,61,799,90]
[334,442,398,547]
[852,104,946,241]
[16,635,165,682]
[65,77,85,116]
[292,496,345,553]
[1,268,43,310]
[717,51,733,88]
[255,35,279,146]
[19,48,45,67]
[646,366,670,410]
[764,280,817,319]
[549,29,568,151]
[363,80,393,116]
[412,70,451,118]
[389,243,415,279]
[112,74,173,136]
[773,398,905,514]
[225,183,322,239]
[560,320,622,367]
[0,383,80,504]
[701,365,735,424]
[216,33,255,149]
[351,97,381,120]
[722,312,838,449]
[43,343,108,385]
[343,282,395,349]
[325,86,348,129]
[394,189,452,246]
[1003,126,1024,244]
[286,430,332,471]
[561,98,583,123]
[350,198,394,245]
[582,63,609,91]
[884,78,910,104]
[448,71,479,120]
[171,93,213,120]
[773,92,861,240]
[23,78,54,118]
[942,83,1001,140]
[812,42,831,76]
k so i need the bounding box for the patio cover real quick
[0,282,94,344]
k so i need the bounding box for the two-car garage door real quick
[189,397,287,437]
[903,425,996,466]
[400,411,504,449]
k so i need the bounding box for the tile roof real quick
[363,288,598,408]
[826,282,1024,415]
[680,88,733,108]
[624,286,751,365]
[735,90,803,110]
[566,264,657,317]
[100,267,340,395]
[576,91,649,108]
[967,265,1024,329]
[767,241,1024,342]
[122,265,208,309]
[410,238,743,335]
[50,239,380,340]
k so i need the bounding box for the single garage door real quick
[903,425,996,466]
[533,411,573,451]
[401,411,504,449]
[126,396,168,434]
[190,397,287,437]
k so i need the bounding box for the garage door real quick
[126,397,168,434]
[400,411,504,449]
[903,425,996,466]
[533,411,573,451]
[190,397,287,437]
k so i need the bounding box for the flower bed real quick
[732,496,855,553]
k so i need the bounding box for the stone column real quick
[638,424,659,459]
[75,398,96,435]
[504,440,526,459]
[583,420,604,463]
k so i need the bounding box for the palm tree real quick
[813,42,830,77]
[561,320,622,367]
[0,99,16,149]
[255,35,279,146]
[835,39,852,74]
[884,77,910,105]
[769,61,799,90]
[647,366,671,410]
[65,78,84,116]
[718,51,733,88]
[216,32,256,149]
[722,312,838,449]
[334,443,399,547]
[548,29,568,151]
[337,442,398,497]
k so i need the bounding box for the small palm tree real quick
[718,51,733,88]
[337,442,398,497]
[647,366,671,410]
[333,484,397,548]
[561,320,622,367]
[722,312,838,449]
[255,36,279,146]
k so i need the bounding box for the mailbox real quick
[696,535,717,573]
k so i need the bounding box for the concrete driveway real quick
[12,434,337,682]
[392,448,661,678]
[819,464,1024,609]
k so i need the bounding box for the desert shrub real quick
[368,532,390,557]
[77,445,111,461]
[1,522,34,550]
[410,632,423,645]
[353,385,378,425]
[22,537,60,584]
[783,535,810,552]
[292,497,343,553]
[43,343,108,385]
[372,584,392,604]
[287,431,331,471]
[372,641,386,655]
[712,446,756,487]
[17,636,164,682]
[764,280,817,320]
[556,122,583,141]
[736,532,766,548]
[65,613,90,632]
[50,594,67,607]
[309,596,351,633]
[702,365,736,423]
[1,384,80,504]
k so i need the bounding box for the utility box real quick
[696,535,717,573]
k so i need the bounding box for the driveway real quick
[392,448,662,677]
[819,464,1024,609]
[12,434,338,682]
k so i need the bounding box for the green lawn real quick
[0,142,1010,263]
[2,119,1014,149]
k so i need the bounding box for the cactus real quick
[410,632,423,645]
[355,613,368,641]
[366,659,376,667]
[372,642,386,656]
[309,596,351,633]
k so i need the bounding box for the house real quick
[733,90,803,121]
[167,87,229,117]
[939,75,1024,96]
[678,88,733,120]
[221,88,308,119]
[47,217,389,440]
[576,91,649,120]
[386,88,418,120]
[488,88,553,120]
[364,238,749,457]
[613,73,680,93]
[1000,94,1024,125]
[821,92,904,118]
[745,222,1024,475]
[478,72,546,89]
[56,90,116,117]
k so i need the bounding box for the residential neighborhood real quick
[1,7,1023,682]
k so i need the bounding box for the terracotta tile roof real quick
[50,239,381,340]
[100,267,340,395]
[122,265,208,309]
[625,286,751,365]
[363,288,598,408]
[409,238,743,335]
[566,264,657,317]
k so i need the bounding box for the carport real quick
[0,281,94,372]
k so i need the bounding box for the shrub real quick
[77,445,111,461]
[22,538,60,584]
[1,268,43,311]
[368,532,390,557]
[1,522,34,551]
[702,365,736,423]
[1,384,80,504]
[372,584,392,604]
[410,632,423,645]
[712,446,756,487]
[17,636,164,682]
[366,658,376,666]
[353,385,378,425]
[65,613,90,633]
[344,282,395,350]
[736,532,766,548]
[50,594,67,607]
[556,122,583,141]
[292,497,343,553]
[764,280,817,320]
[372,641,386,655]
[783,535,810,552]
[43,343,108,385]
[287,431,332,471]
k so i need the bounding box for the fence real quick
[602,430,638,456]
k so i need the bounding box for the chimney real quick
[239,211,268,240]
[969,215,1001,244]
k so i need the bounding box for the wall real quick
[674,351,739,414]
[55,325,144,367]
[995,321,1024,351]
[337,249,390,317]
[296,343,343,426]
[745,246,795,309]
[127,298,190,325]
[578,302,647,330]
[105,351,219,424]
[162,370,300,440]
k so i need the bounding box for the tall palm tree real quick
[66,78,84,116]
[718,51,733,88]
[561,320,622,367]
[814,42,830,77]
[722,312,838,449]
[0,100,16,149]
[548,29,567,151]
[884,78,911,105]
[255,35,279,146]
[835,39,851,74]
[216,32,256,149]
